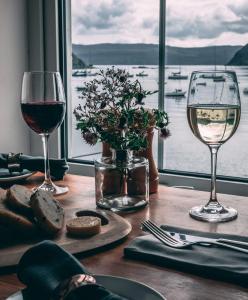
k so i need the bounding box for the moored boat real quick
[136,71,148,77]
[165,89,186,97]
[229,84,236,90]
[168,72,188,80]
[200,73,225,82]
[72,70,87,77]
[76,86,87,92]
[200,73,215,79]
[72,70,97,77]
[243,88,248,94]
[213,76,226,82]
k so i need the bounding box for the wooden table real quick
[1,174,248,300]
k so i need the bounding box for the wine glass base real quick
[189,205,238,223]
[34,181,69,196]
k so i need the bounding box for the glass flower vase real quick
[95,149,149,212]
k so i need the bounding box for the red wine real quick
[21,102,65,134]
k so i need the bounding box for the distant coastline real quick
[72,43,243,66]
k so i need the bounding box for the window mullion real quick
[158,0,166,170]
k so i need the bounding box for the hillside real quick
[72,53,86,69]
[72,43,242,66]
[228,44,248,65]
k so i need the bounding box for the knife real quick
[166,230,248,248]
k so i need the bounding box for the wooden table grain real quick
[1,174,248,300]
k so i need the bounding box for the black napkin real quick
[18,241,127,300]
[0,153,68,180]
[124,225,248,286]
[0,169,31,178]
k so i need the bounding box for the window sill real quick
[67,161,248,197]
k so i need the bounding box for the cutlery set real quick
[142,220,248,254]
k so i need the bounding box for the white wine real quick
[187,104,241,145]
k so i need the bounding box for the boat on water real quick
[200,74,215,79]
[132,66,149,69]
[137,66,148,69]
[165,89,186,97]
[196,82,206,86]
[243,88,248,94]
[72,70,87,77]
[200,74,225,82]
[136,71,148,77]
[213,76,226,82]
[229,84,236,90]
[76,86,87,92]
[72,70,97,77]
[168,72,188,80]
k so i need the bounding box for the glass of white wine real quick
[187,71,241,222]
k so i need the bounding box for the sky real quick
[71,0,248,47]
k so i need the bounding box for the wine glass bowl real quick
[21,101,65,135]
[21,71,68,195]
[187,71,241,222]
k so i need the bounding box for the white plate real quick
[7,274,166,300]
[0,170,34,183]
[96,275,166,300]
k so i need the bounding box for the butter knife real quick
[166,230,248,248]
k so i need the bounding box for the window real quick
[162,0,248,180]
[63,0,248,186]
[68,0,159,164]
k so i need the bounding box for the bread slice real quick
[66,216,101,237]
[30,190,64,235]
[0,195,36,236]
[6,185,33,217]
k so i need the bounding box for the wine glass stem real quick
[41,134,52,184]
[209,145,220,203]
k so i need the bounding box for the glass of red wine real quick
[21,71,68,195]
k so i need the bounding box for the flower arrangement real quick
[73,67,169,151]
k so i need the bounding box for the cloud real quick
[72,0,132,33]
[167,17,224,40]
[166,0,248,41]
[225,2,248,34]
[224,20,248,35]
[142,18,155,29]
[153,24,159,37]
[72,0,159,44]
[142,17,159,38]
[228,1,248,17]
[71,0,248,46]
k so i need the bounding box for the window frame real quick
[58,0,248,197]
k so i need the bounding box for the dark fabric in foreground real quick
[18,241,126,300]
[0,154,68,180]
[124,225,248,286]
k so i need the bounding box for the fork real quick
[142,220,248,254]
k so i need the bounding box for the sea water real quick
[69,65,248,179]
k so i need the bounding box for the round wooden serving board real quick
[0,207,132,268]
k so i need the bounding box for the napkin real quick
[0,153,68,180]
[18,241,127,300]
[0,169,31,178]
[124,225,248,286]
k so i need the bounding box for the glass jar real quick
[95,149,149,212]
